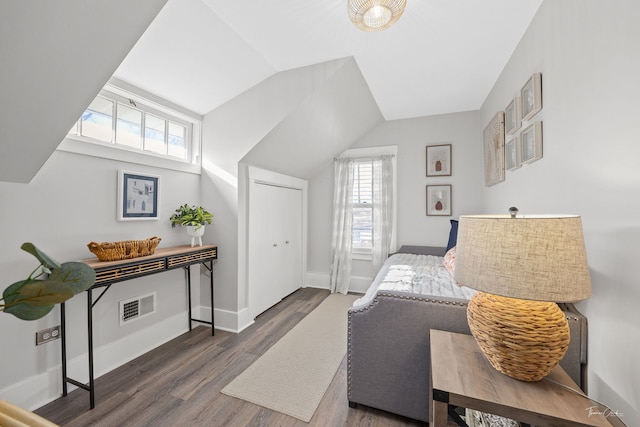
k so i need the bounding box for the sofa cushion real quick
[446,219,458,252]
[443,246,456,278]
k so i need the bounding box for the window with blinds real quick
[352,160,373,252]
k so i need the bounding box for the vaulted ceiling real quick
[114,0,542,120]
[0,0,541,184]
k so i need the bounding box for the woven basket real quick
[467,291,570,382]
[87,236,161,262]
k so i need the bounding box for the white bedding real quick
[352,253,476,308]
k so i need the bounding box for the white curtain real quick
[330,155,394,294]
[372,155,394,272]
[329,158,354,294]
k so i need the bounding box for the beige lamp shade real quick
[454,214,592,302]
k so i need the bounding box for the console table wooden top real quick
[81,244,217,287]
[82,244,217,268]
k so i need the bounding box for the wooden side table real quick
[429,330,616,427]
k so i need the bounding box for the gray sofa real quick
[346,246,588,423]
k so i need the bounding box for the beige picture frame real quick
[483,111,505,186]
[521,121,543,164]
[505,96,522,135]
[521,73,542,121]
[426,144,452,177]
[505,136,522,171]
[426,184,452,216]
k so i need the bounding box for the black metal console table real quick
[60,244,218,409]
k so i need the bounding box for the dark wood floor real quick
[36,287,426,427]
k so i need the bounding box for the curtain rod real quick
[334,154,395,161]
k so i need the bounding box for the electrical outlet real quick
[36,325,61,345]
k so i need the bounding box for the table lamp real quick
[453,209,592,381]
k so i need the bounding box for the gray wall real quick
[479,1,640,423]
[0,0,167,183]
[202,58,383,323]
[307,110,483,289]
[0,150,200,409]
[2,2,637,423]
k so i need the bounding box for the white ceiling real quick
[114,0,542,121]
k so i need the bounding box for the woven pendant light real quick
[348,0,407,32]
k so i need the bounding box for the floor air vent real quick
[120,292,156,326]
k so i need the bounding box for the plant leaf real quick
[49,262,96,294]
[20,243,61,270]
[4,302,54,321]
[3,279,36,304]
[12,281,75,306]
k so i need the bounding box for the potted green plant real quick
[169,204,213,247]
[1,243,96,320]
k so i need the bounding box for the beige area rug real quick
[221,293,358,422]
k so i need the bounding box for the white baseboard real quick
[198,306,253,333]
[0,364,64,412]
[236,307,254,333]
[306,271,330,289]
[3,280,366,411]
[1,312,188,411]
[306,271,370,294]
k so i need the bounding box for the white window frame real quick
[59,79,202,174]
[339,146,398,261]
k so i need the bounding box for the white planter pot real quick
[186,225,205,247]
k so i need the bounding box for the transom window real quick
[68,88,195,163]
[352,160,373,252]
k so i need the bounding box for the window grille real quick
[68,87,196,163]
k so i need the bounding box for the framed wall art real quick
[505,136,521,171]
[505,96,522,135]
[483,111,505,187]
[426,144,452,177]
[117,170,160,221]
[521,73,542,121]
[521,121,543,164]
[426,184,452,216]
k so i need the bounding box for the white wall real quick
[0,0,167,183]
[479,1,640,423]
[0,150,201,409]
[241,58,384,180]
[201,58,383,323]
[307,111,483,291]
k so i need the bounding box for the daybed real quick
[346,244,588,423]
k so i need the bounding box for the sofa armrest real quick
[348,292,470,422]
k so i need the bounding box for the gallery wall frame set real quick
[426,184,452,216]
[487,72,543,184]
[117,170,160,221]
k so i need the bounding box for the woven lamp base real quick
[467,291,570,382]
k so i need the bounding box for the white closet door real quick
[280,186,302,297]
[249,182,303,318]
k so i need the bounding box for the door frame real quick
[240,165,308,322]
